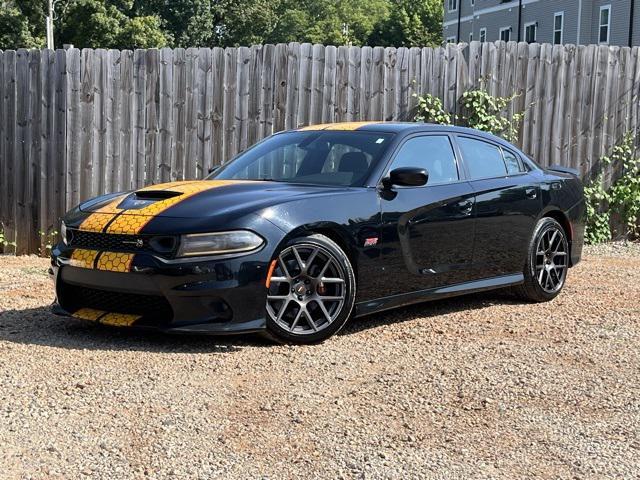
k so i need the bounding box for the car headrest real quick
[338,152,368,173]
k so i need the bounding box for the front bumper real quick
[51,244,276,335]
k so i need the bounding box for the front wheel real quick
[264,234,356,344]
[514,217,569,302]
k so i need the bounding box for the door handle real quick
[458,200,473,214]
[525,188,537,199]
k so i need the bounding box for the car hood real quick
[79,180,356,219]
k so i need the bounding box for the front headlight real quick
[60,221,68,245]
[177,230,264,257]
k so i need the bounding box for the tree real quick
[116,15,168,49]
[368,0,443,47]
[134,0,220,47]
[57,0,167,49]
[0,1,45,49]
[267,0,389,46]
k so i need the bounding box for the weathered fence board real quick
[1,41,639,254]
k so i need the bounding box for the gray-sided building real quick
[443,0,639,47]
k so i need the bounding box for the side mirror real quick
[208,165,220,174]
[383,167,428,188]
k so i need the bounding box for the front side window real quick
[211,131,394,187]
[388,136,459,185]
[457,137,507,180]
[599,5,611,44]
[554,12,564,44]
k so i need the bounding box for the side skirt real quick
[354,273,524,318]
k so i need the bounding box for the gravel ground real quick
[0,244,638,479]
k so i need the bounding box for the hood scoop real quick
[115,190,184,210]
[134,190,183,200]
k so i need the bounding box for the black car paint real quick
[51,123,585,334]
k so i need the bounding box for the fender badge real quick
[364,237,378,247]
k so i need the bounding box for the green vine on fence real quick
[413,88,526,143]
[38,229,59,258]
[460,90,525,144]
[413,93,452,125]
[0,223,16,252]
[585,132,640,244]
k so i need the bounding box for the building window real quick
[499,27,511,42]
[524,22,537,43]
[553,12,564,44]
[479,28,487,43]
[446,36,457,44]
[470,0,475,5]
[469,32,473,42]
[599,5,611,44]
[448,0,457,12]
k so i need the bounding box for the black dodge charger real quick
[51,122,585,343]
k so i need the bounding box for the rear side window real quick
[503,149,523,174]
[389,135,459,184]
[457,137,507,179]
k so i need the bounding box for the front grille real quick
[68,229,178,258]
[59,282,173,321]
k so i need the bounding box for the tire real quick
[513,217,569,302]
[263,233,356,344]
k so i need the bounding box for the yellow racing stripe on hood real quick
[299,121,380,131]
[78,194,129,232]
[105,180,243,235]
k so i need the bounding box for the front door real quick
[379,134,476,297]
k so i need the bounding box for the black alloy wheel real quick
[514,217,569,302]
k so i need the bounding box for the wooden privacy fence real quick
[1,41,639,254]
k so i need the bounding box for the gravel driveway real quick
[0,244,639,479]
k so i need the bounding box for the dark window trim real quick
[453,134,529,181]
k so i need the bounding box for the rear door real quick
[379,134,477,297]
[454,135,541,278]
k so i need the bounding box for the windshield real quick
[209,130,394,187]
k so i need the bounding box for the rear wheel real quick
[264,234,356,344]
[514,217,569,302]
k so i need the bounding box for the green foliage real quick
[0,0,443,50]
[59,0,168,49]
[0,223,16,250]
[368,0,442,48]
[460,89,524,143]
[262,0,390,46]
[413,87,527,143]
[584,132,640,244]
[38,229,59,257]
[413,93,451,125]
[584,174,612,245]
[0,4,44,49]
[117,15,169,49]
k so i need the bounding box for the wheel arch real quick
[540,208,574,265]
[274,222,359,275]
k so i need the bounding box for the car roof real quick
[294,121,513,147]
